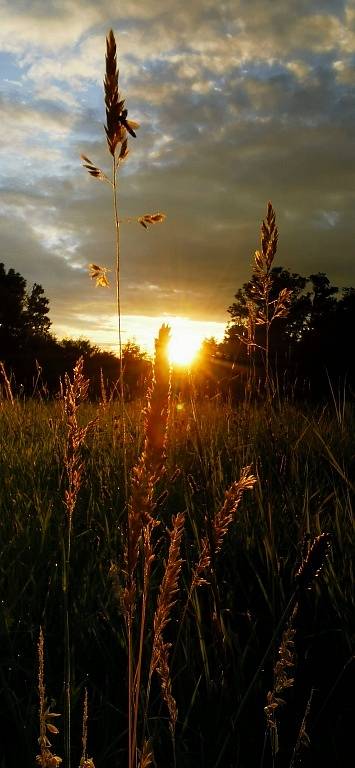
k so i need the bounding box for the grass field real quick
[0,372,354,768]
[1,15,355,768]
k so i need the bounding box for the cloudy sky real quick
[1,0,355,352]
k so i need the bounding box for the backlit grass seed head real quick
[252,203,277,283]
[63,357,96,526]
[139,739,154,768]
[81,30,138,189]
[125,467,158,603]
[104,29,139,156]
[144,323,171,479]
[295,532,332,590]
[261,201,278,270]
[152,512,185,661]
[212,466,256,554]
[249,202,292,340]
[265,622,296,731]
[124,325,171,607]
[80,156,110,183]
[190,466,256,590]
[150,511,185,733]
[88,263,111,287]
[156,638,179,735]
[138,213,166,229]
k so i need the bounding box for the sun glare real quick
[64,314,226,360]
[168,330,201,366]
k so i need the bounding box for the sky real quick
[1,0,355,353]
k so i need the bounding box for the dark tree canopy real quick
[224,266,355,396]
[0,262,152,398]
[25,282,51,337]
[0,263,51,348]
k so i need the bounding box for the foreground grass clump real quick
[0,387,354,767]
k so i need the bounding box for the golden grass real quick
[124,326,171,768]
[243,202,292,394]
[0,383,347,766]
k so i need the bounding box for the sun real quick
[168,330,201,367]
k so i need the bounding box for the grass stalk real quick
[131,522,154,768]
[62,359,95,768]
[112,152,128,502]
[37,627,62,768]
[121,325,171,768]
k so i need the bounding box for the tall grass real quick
[82,30,165,503]
[0,390,354,766]
[62,359,96,768]
[237,202,292,399]
[0,26,354,768]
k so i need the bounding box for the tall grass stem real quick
[112,154,128,503]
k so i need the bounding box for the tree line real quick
[1,260,355,400]
[223,266,355,397]
[0,263,149,399]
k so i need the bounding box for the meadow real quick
[0,366,354,767]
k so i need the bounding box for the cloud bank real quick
[1,0,354,348]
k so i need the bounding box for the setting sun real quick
[168,330,201,366]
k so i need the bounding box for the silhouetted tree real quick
[225,267,309,368]
[335,288,355,375]
[0,263,152,397]
[25,283,51,337]
[0,263,27,348]
[0,263,51,351]
[224,267,355,398]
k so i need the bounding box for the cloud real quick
[0,0,100,53]
[1,0,355,350]
[25,34,104,90]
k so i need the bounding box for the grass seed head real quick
[139,739,154,768]
[295,532,332,590]
[265,622,296,732]
[150,511,185,735]
[104,29,138,156]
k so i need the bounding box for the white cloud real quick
[0,0,100,53]
[32,84,76,107]
[25,34,104,90]
[0,96,73,142]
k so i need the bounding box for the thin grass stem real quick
[112,154,128,504]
